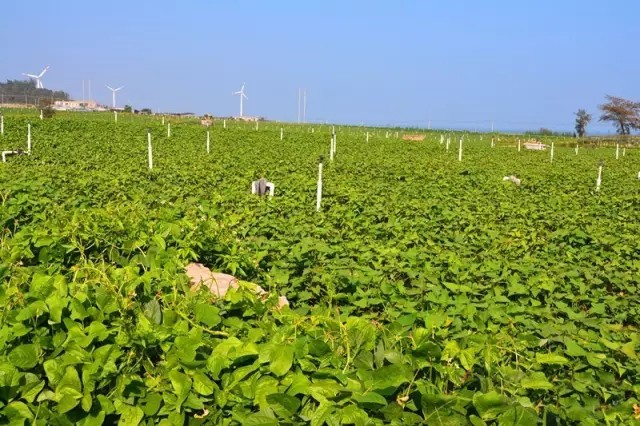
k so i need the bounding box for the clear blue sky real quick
[2,1,638,132]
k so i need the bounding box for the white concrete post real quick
[316,162,323,212]
[330,138,334,162]
[147,130,153,170]
[206,130,210,154]
[27,122,31,154]
[596,162,603,192]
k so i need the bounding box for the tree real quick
[574,109,592,137]
[599,95,640,135]
[123,105,132,113]
[0,79,70,105]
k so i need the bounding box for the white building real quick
[53,100,100,111]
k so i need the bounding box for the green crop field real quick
[0,110,638,425]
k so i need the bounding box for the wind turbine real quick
[22,66,50,89]
[106,85,124,108]
[233,83,248,117]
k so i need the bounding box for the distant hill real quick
[0,79,70,105]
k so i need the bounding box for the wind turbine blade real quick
[115,86,124,91]
[38,66,50,77]
[106,85,114,91]
[24,73,38,78]
[243,94,248,99]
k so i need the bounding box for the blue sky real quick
[2,1,638,132]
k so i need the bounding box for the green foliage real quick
[42,106,56,119]
[0,111,638,424]
[0,79,70,104]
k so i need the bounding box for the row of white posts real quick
[330,131,337,161]
[0,116,630,200]
[487,137,631,164]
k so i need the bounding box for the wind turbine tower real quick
[22,66,50,89]
[106,85,124,108]
[234,83,248,117]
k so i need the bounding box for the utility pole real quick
[303,89,307,123]
[297,88,301,124]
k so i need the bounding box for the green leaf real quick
[168,370,192,407]
[194,304,221,327]
[192,372,215,396]
[620,341,637,359]
[469,415,487,426]
[143,299,162,324]
[266,392,301,417]
[497,406,538,425]
[8,344,38,370]
[57,366,82,394]
[42,360,62,389]
[311,401,334,426]
[339,404,369,426]
[152,234,166,250]
[412,341,442,360]
[536,353,569,365]
[308,338,331,357]
[269,344,294,377]
[78,409,106,426]
[441,340,460,362]
[564,339,587,357]
[243,412,278,425]
[55,366,83,413]
[354,391,387,408]
[142,393,163,416]
[20,379,45,403]
[473,391,511,420]
[2,401,33,422]
[370,364,412,391]
[521,372,553,390]
[114,400,144,426]
[58,393,81,414]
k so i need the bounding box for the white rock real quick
[185,263,289,309]
[503,175,521,186]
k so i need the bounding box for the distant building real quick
[234,116,261,122]
[53,100,100,110]
[156,112,196,118]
